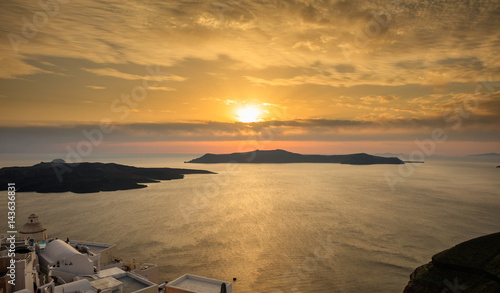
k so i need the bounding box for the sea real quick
[1,153,499,292]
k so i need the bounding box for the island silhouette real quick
[0,160,214,193]
[187,149,404,165]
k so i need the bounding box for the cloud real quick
[147,86,177,91]
[83,68,186,82]
[83,68,148,81]
[86,85,106,90]
[244,74,343,87]
[361,95,399,104]
[293,41,323,52]
[334,64,356,73]
[0,0,498,95]
[1,111,499,153]
[0,0,499,153]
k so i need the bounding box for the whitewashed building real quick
[38,239,94,283]
[0,245,40,293]
[69,240,121,271]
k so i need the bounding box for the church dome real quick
[19,214,47,234]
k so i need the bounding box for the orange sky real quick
[0,1,499,155]
[50,141,500,157]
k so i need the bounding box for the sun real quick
[235,105,262,123]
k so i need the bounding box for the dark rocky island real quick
[186,149,404,165]
[404,232,500,292]
[0,160,215,193]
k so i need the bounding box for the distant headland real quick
[0,160,215,194]
[186,149,404,165]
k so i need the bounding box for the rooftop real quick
[116,275,152,293]
[70,240,116,255]
[54,279,94,293]
[166,274,232,293]
[73,269,157,293]
[98,267,127,279]
[97,269,157,293]
[39,239,82,264]
[90,277,123,292]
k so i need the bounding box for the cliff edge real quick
[403,232,500,292]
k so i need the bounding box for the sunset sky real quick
[1,0,499,155]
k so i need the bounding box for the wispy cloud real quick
[361,96,399,104]
[147,86,177,91]
[0,0,499,154]
[1,113,498,148]
[1,0,498,81]
[86,85,106,90]
[83,68,186,82]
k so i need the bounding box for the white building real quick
[75,267,158,293]
[0,244,40,293]
[69,240,121,271]
[12,246,41,293]
[34,267,158,293]
[6,215,226,293]
[38,239,94,283]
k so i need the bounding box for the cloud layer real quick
[0,0,499,154]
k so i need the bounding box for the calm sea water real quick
[1,154,499,292]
